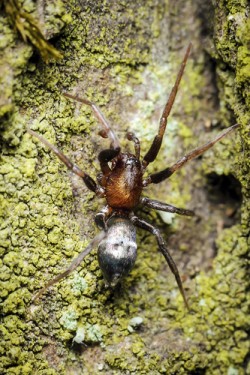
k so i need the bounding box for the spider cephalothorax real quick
[29,43,238,308]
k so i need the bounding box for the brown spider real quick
[28,44,238,308]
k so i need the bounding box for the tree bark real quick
[0,0,249,374]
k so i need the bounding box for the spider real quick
[28,43,238,308]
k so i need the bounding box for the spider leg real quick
[140,197,194,216]
[143,123,239,185]
[63,93,120,149]
[98,148,121,176]
[32,231,106,301]
[142,43,192,169]
[130,215,189,310]
[127,132,140,159]
[27,129,101,194]
[94,206,112,230]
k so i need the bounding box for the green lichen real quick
[212,0,249,233]
[172,226,249,374]
[0,0,248,374]
[0,0,68,119]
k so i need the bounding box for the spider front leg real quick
[32,231,106,301]
[98,147,121,176]
[142,43,192,169]
[143,123,239,186]
[127,132,141,159]
[63,93,120,149]
[131,215,189,310]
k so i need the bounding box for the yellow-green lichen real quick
[0,0,68,119]
[0,0,248,374]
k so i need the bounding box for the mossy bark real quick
[0,0,249,374]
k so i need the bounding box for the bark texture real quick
[0,0,249,374]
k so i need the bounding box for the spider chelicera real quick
[28,43,238,308]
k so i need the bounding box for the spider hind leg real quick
[131,215,190,310]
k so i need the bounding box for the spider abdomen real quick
[98,216,137,287]
[105,153,143,209]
